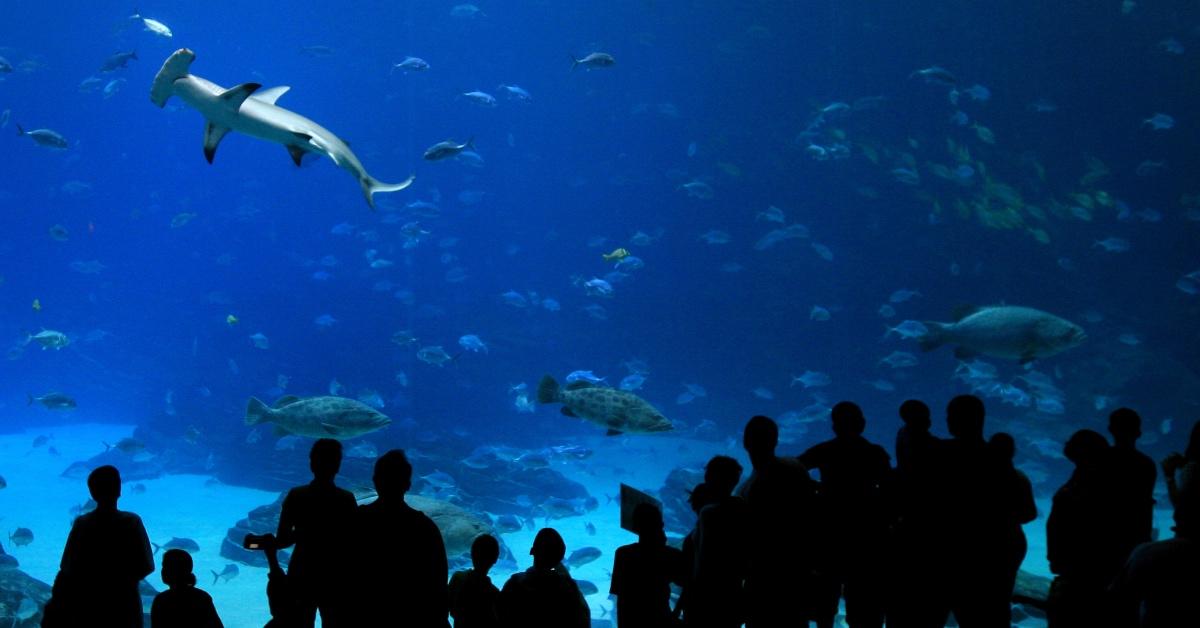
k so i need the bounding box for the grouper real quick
[245,395,391,440]
[919,305,1086,363]
[537,375,672,436]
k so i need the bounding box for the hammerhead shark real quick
[150,48,412,208]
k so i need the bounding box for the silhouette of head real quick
[743,415,778,466]
[946,395,985,440]
[687,482,715,515]
[989,432,1016,462]
[1108,408,1142,445]
[161,549,196,588]
[899,399,931,432]
[632,502,665,543]
[309,438,342,480]
[87,465,121,507]
[831,402,866,437]
[530,528,566,569]
[373,449,413,499]
[704,455,743,497]
[471,534,500,572]
[1064,429,1109,468]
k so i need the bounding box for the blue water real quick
[2,1,1198,625]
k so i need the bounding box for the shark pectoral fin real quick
[251,86,290,105]
[203,122,231,164]
[560,407,578,418]
[287,145,306,167]
[219,82,262,110]
[606,429,623,437]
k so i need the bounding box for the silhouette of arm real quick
[203,592,225,628]
[275,491,298,549]
[132,515,155,581]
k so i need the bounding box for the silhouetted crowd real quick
[33,394,1200,627]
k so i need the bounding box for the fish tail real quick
[537,375,560,404]
[151,542,161,555]
[26,394,33,406]
[360,174,415,210]
[15,124,24,136]
[244,397,271,426]
[569,54,579,70]
[212,569,220,585]
[918,322,948,352]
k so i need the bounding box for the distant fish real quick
[417,346,458,367]
[909,66,958,86]
[16,124,68,149]
[1142,113,1174,130]
[100,50,138,72]
[423,138,474,161]
[28,392,77,410]
[27,330,70,350]
[497,84,532,102]
[245,395,391,440]
[790,371,831,389]
[299,45,335,57]
[130,12,173,38]
[212,563,240,584]
[919,305,1085,363]
[570,52,615,70]
[9,527,34,547]
[537,375,671,436]
[461,91,497,107]
[392,56,429,73]
[104,437,146,454]
[152,537,199,555]
[565,546,602,568]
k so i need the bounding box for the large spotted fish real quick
[537,375,672,436]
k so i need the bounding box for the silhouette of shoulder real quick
[499,566,588,628]
[449,568,500,628]
[151,586,224,628]
[1111,537,1200,627]
[62,508,154,579]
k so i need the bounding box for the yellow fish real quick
[32,298,41,312]
[602,248,630,262]
[226,314,239,326]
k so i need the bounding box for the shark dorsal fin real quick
[273,395,302,408]
[203,122,231,164]
[219,83,262,110]
[251,86,291,105]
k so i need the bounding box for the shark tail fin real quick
[150,48,196,108]
[360,174,415,210]
[918,321,949,352]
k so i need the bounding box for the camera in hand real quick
[243,533,274,551]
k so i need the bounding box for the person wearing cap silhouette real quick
[497,528,589,628]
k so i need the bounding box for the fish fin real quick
[565,380,596,391]
[360,174,415,210]
[953,346,978,360]
[218,82,262,110]
[950,304,980,322]
[536,375,560,403]
[606,429,623,436]
[244,397,271,426]
[203,122,230,164]
[918,322,948,352]
[321,422,340,435]
[287,145,307,167]
[151,542,162,555]
[212,569,220,585]
[569,54,579,70]
[250,85,290,105]
[560,407,578,418]
[274,395,302,408]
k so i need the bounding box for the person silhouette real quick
[738,415,818,628]
[610,502,683,628]
[497,527,589,628]
[798,402,891,628]
[935,394,1010,627]
[1111,420,1200,627]
[1162,420,1200,535]
[675,481,716,625]
[42,465,155,628]
[354,449,449,627]
[987,432,1037,625]
[1046,429,1119,628]
[275,438,357,627]
[1106,408,1157,558]
[688,455,749,628]
[150,548,224,627]
[449,534,502,628]
[888,399,943,628]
